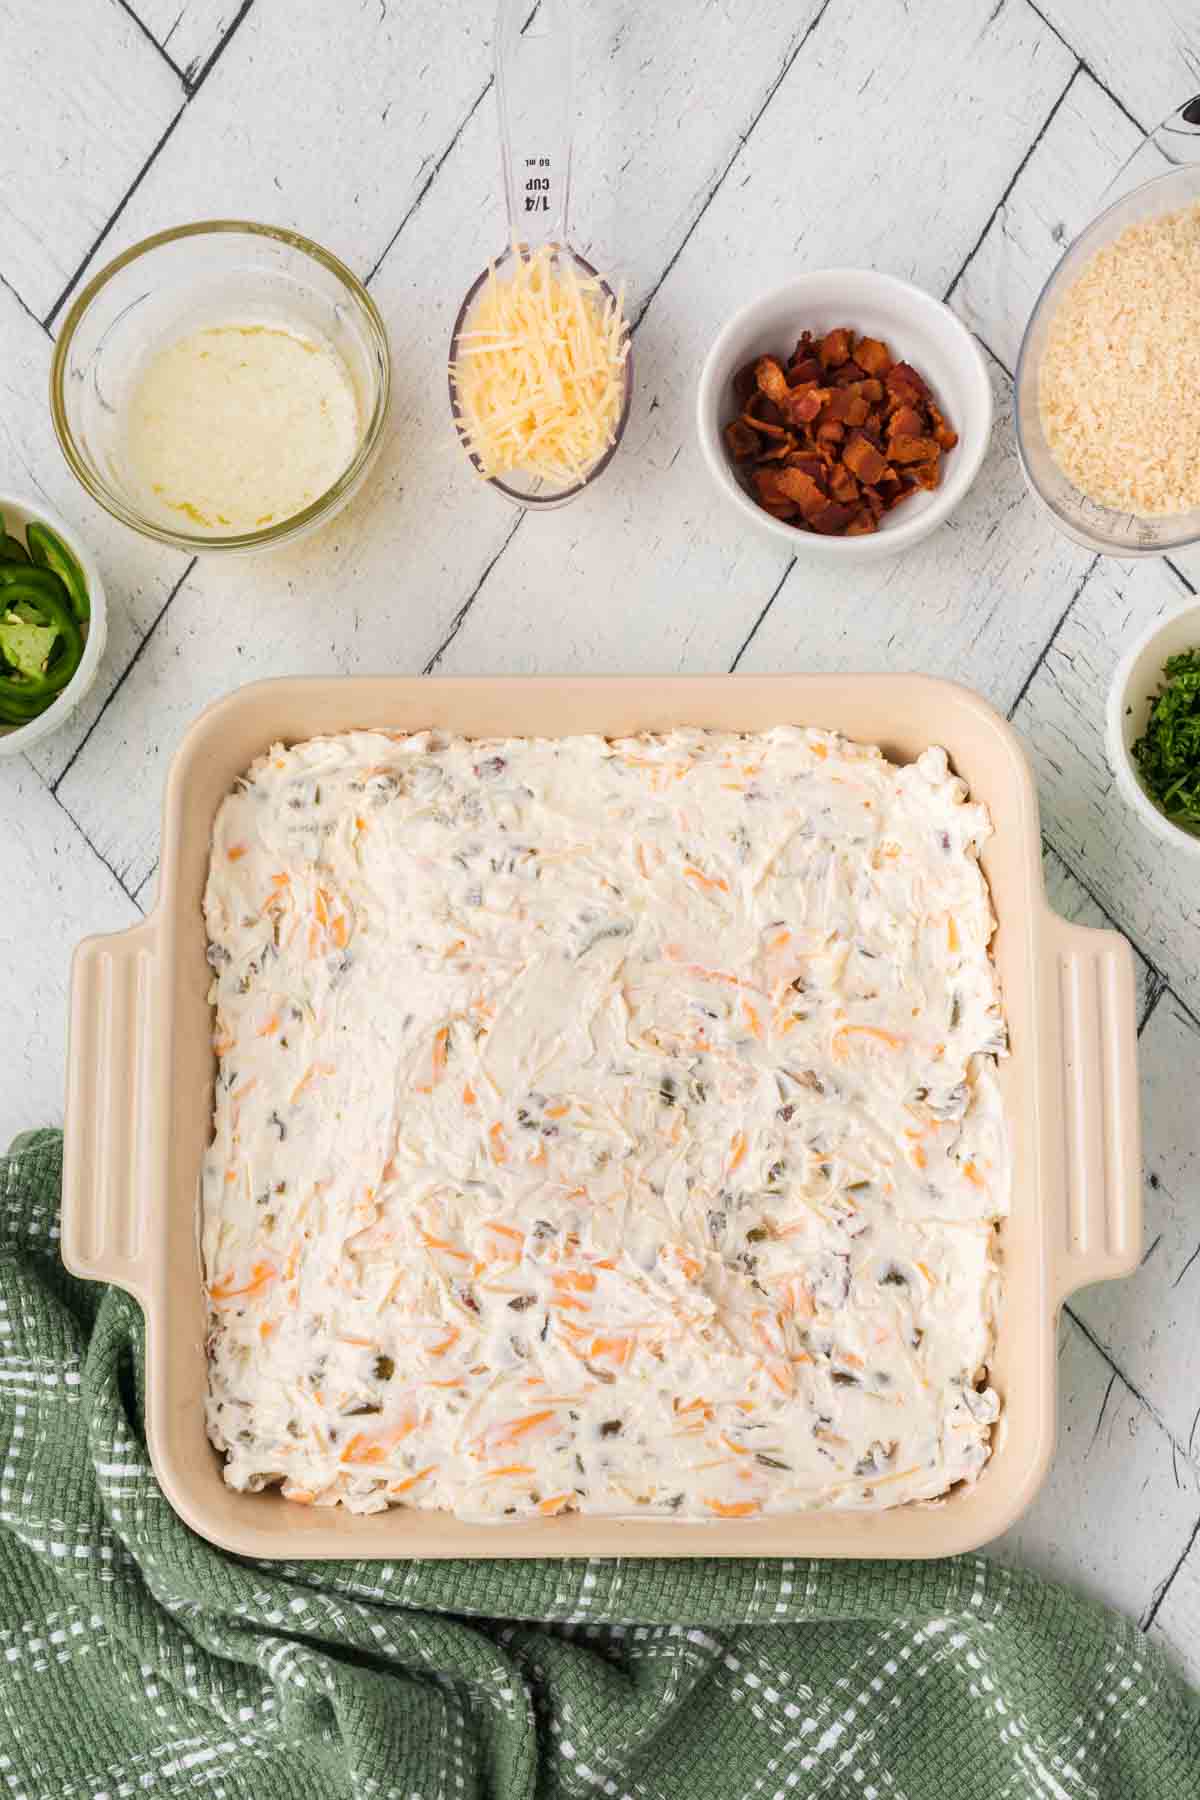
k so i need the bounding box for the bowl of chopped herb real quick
[1108,600,1200,854]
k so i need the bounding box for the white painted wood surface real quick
[128,0,242,86]
[0,0,182,322]
[3,0,1200,1677]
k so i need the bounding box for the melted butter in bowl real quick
[126,323,363,537]
[51,223,390,552]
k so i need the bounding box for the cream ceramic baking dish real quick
[62,674,1141,1559]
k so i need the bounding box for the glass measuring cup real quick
[1014,97,1200,556]
[447,0,633,509]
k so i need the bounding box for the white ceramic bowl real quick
[1107,599,1200,857]
[696,270,993,561]
[0,493,108,757]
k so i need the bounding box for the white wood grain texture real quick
[60,0,817,317]
[0,284,191,792]
[953,70,1151,373]
[1071,997,1200,1458]
[539,0,827,295]
[50,0,496,296]
[0,0,181,320]
[1042,843,1156,1022]
[437,0,1077,679]
[990,1313,1200,1624]
[1033,0,1200,139]
[0,760,139,1148]
[127,0,239,83]
[1149,1531,1200,1692]
[1011,555,1200,1015]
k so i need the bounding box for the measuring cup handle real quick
[494,0,574,251]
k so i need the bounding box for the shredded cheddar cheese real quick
[451,243,629,489]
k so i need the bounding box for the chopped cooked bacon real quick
[752,467,786,504]
[773,465,829,517]
[885,361,931,406]
[828,462,860,505]
[822,389,870,426]
[809,500,857,534]
[887,405,925,441]
[748,391,787,429]
[785,453,827,483]
[755,356,792,409]
[929,402,959,451]
[733,361,760,408]
[842,432,889,485]
[786,384,827,426]
[721,324,955,539]
[908,460,942,491]
[743,409,790,440]
[725,419,760,461]
[889,434,941,466]
[853,336,892,376]
[818,327,853,368]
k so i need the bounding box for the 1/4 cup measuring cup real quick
[447,0,632,508]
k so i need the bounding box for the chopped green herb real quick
[1133,648,1200,826]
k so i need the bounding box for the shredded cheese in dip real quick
[202,727,1010,1520]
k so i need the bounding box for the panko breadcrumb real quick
[1039,201,1200,516]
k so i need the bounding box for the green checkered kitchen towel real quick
[2,1130,1198,1799]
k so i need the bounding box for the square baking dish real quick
[62,674,1141,1559]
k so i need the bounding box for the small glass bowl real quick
[1015,162,1200,557]
[50,221,391,554]
[447,245,633,510]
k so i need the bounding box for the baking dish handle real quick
[61,920,161,1305]
[1043,913,1142,1305]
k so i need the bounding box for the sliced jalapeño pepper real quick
[26,522,89,622]
[0,566,84,721]
[0,684,57,725]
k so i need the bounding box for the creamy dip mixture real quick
[202,727,1010,1520]
[126,322,360,535]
